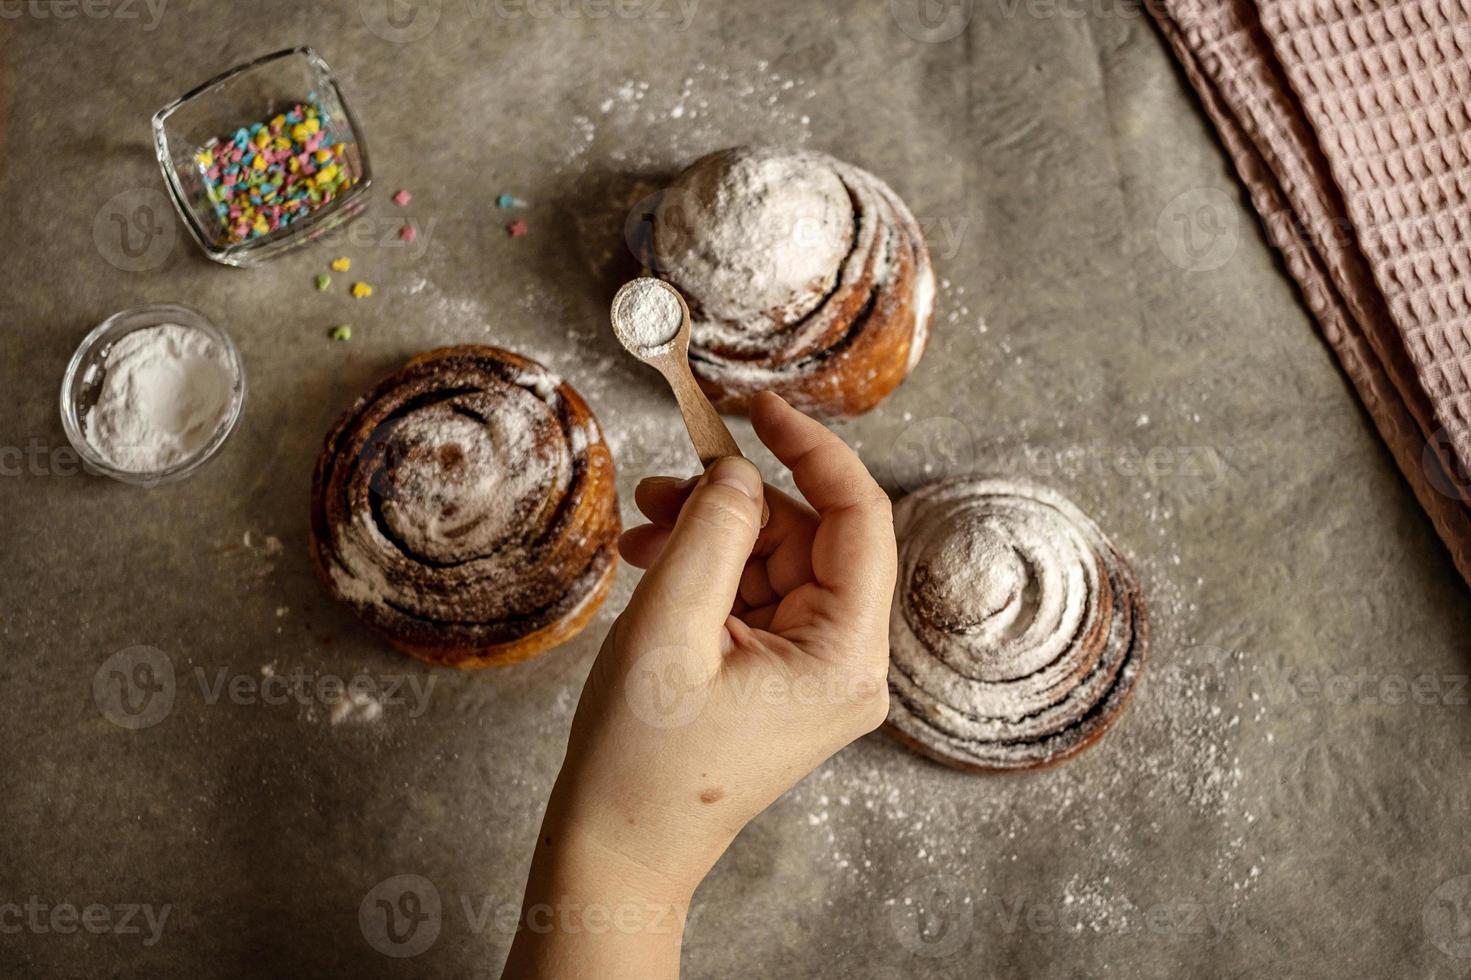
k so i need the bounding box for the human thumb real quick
[622,457,765,654]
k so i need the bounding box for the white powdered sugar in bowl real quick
[62,305,245,484]
[85,323,235,472]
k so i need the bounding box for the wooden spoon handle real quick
[655,350,769,525]
[664,363,743,466]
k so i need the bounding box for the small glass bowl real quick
[152,46,372,267]
[60,304,247,486]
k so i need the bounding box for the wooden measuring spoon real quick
[610,277,767,523]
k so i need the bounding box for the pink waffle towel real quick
[1149,0,1471,585]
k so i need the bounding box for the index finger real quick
[748,391,897,622]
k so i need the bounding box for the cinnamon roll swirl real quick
[309,346,620,668]
[646,146,935,419]
[887,478,1147,772]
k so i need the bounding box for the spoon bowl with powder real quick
[611,277,745,464]
[60,304,246,486]
[610,277,767,522]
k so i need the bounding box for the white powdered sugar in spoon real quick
[611,277,685,353]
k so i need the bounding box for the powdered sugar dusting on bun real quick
[648,146,937,419]
[887,477,1148,772]
[309,346,621,669]
[654,147,853,336]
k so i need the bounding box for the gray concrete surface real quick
[3,1,1470,977]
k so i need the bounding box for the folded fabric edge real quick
[1146,2,1471,587]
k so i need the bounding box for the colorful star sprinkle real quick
[329,325,352,341]
[315,274,331,291]
[331,256,351,272]
[195,101,358,246]
[351,282,373,299]
[392,189,412,207]
[507,220,529,237]
[398,225,417,243]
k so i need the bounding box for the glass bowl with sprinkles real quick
[152,46,372,267]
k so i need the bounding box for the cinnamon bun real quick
[646,146,935,419]
[887,478,1147,772]
[309,346,620,668]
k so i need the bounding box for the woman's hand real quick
[502,391,897,979]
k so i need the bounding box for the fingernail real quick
[705,457,762,500]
